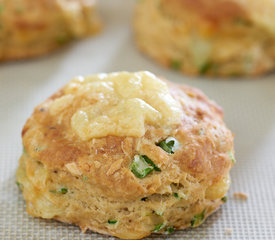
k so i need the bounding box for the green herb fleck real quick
[200,61,213,74]
[157,137,179,154]
[35,146,43,152]
[141,197,148,201]
[199,128,205,135]
[153,223,166,232]
[191,210,205,227]
[108,219,117,224]
[15,6,24,14]
[154,210,163,216]
[130,155,160,178]
[173,193,180,199]
[16,181,23,190]
[230,72,242,78]
[56,35,69,45]
[170,60,182,70]
[221,196,228,202]
[23,146,27,154]
[49,190,56,193]
[0,4,4,14]
[83,176,89,181]
[234,17,251,26]
[228,151,236,163]
[166,226,175,234]
[58,188,68,194]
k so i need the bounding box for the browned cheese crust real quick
[0,0,101,61]
[134,0,275,77]
[17,72,235,239]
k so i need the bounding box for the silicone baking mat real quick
[0,0,275,239]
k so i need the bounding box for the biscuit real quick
[0,0,101,61]
[134,0,275,76]
[16,71,235,239]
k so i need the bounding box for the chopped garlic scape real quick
[130,155,160,178]
[130,155,154,178]
[165,137,180,152]
[228,151,236,163]
[173,193,180,199]
[58,188,68,194]
[200,61,213,74]
[142,155,161,171]
[190,34,212,69]
[154,210,163,216]
[153,223,166,232]
[166,226,175,234]
[170,60,182,70]
[157,137,180,154]
[221,196,228,202]
[191,210,205,227]
[108,219,117,224]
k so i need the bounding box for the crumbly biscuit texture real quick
[17,71,234,239]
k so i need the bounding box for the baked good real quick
[16,71,235,239]
[134,0,275,76]
[0,0,101,61]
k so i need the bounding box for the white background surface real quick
[0,0,275,239]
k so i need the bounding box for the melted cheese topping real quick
[63,71,183,140]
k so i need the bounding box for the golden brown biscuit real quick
[134,0,275,77]
[0,0,101,61]
[16,71,235,239]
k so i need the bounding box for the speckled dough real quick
[134,0,275,77]
[0,0,101,61]
[16,71,235,239]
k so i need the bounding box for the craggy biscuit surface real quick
[0,0,101,61]
[134,0,275,76]
[17,71,235,239]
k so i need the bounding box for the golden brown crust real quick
[0,0,101,61]
[21,75,233,199]
[17,72,235,239]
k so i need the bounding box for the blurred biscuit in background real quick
[0,0,101,61]
[134,0,275,77]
